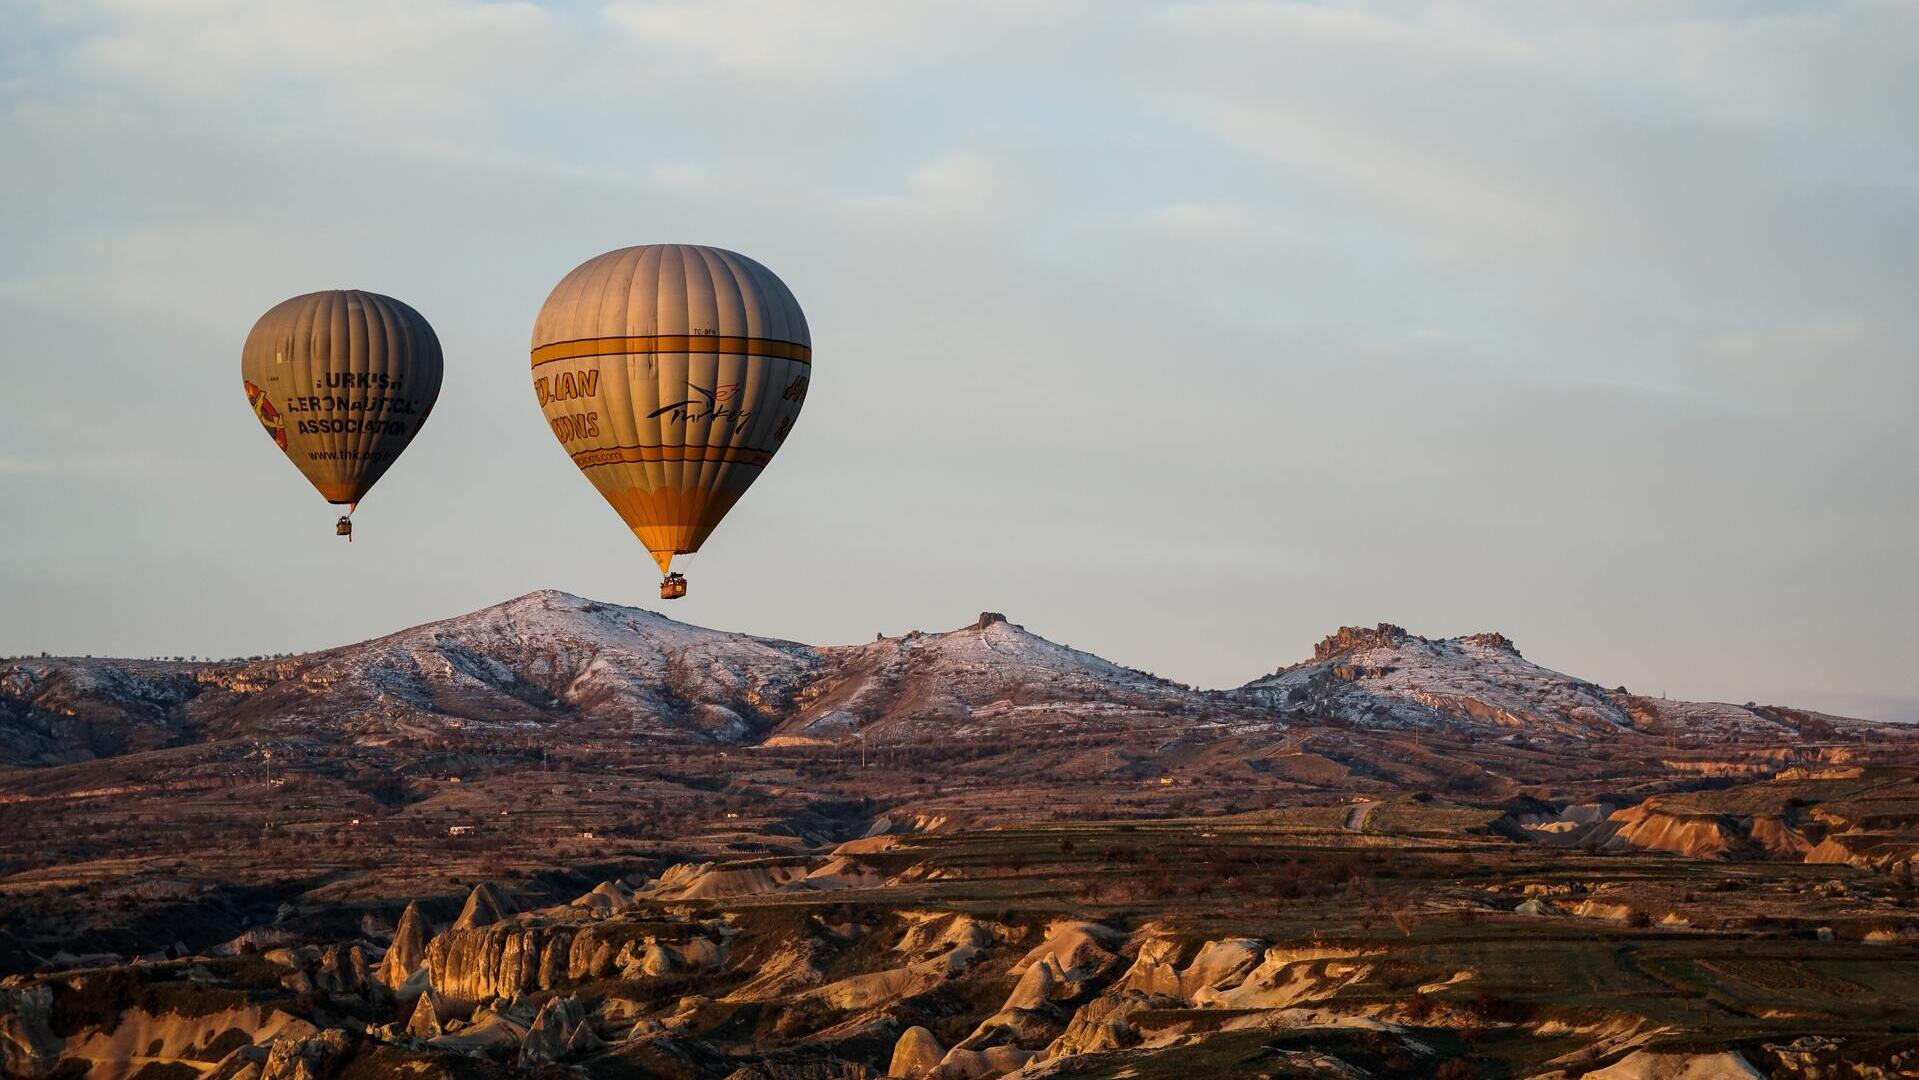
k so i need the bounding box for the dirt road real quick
[1344,800,1377,832]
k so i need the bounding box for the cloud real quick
[601,0,919,79]
[65,0,555,108]
[1137,201,1289,243]
[1128,0,1919,406]
[846,150,1015,222]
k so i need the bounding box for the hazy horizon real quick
[4,1,1916,724]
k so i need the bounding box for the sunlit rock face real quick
[377,902,430,990]
[425,923,574,1014]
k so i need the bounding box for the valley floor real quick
[6,785,1919,1079]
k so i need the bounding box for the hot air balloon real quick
[530,245,811,598]
[240,290,442,540]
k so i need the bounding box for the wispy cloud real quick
[846,151,1015,222]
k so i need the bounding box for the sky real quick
[2,0,1915,721]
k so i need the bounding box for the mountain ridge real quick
[0,590,1885,768]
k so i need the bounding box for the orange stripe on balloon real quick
[531,336,810,367]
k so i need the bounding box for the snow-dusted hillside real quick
[1238,624,1632,737]
[0,599,1884,766]
[1237,623,1843,741]
[778,612,1215,738]
[0,658,209,765]
[202,590,824,744]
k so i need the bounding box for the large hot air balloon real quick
[240,290,442,540]
[531,245,811,598]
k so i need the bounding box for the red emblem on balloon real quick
[244,380,288,451]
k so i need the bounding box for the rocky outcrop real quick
[1605,804,1746,860]
[271,943,378,997]
[889,1025,944,1078]
[1805,833,1919,876]
[452,883,508,930]
[1194,945,1378,1009]
[1570,900,1635,922]
[1461,632,1519,654]
[934,1044,1035,1079]
[425,917,733,1015]
[1040,990,1154,1057]
[1577,1048,1763,1079]
[0,984,59,1077]
[946,962,1063,1062]
[406,994,444,1038]
[518,996,601,1066]
[1747,816,1813,858]
[1173,938,1262,998]
[1011,931,1379,1072]
[1805,835,1860,865]
[1863,925,1919,944]
[562,923,726,984]
[1012,921,1119,988]
[924,918,1121,1062]
[425,995,545,1059]
[0,658,207,766]
[1245,623,1644,736]
[1313,624,1412,661]
[1759,1035,1919,1078]
[571,880,636,917]
[257,1029,355,1080]
[648,861,812,900]
[378,901,430,990]
[426,922,574,1013]
[213,927,302,956]
[781,913,1003,1017]
[62,1001,318,1076]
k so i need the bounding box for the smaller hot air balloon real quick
[241,290,442,539]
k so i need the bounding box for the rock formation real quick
[452,883,508,931]
[889,1026,944,1077]
[378,900,430,990]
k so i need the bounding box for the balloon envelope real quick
[531,244,811,573]
[241,290,442,508]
